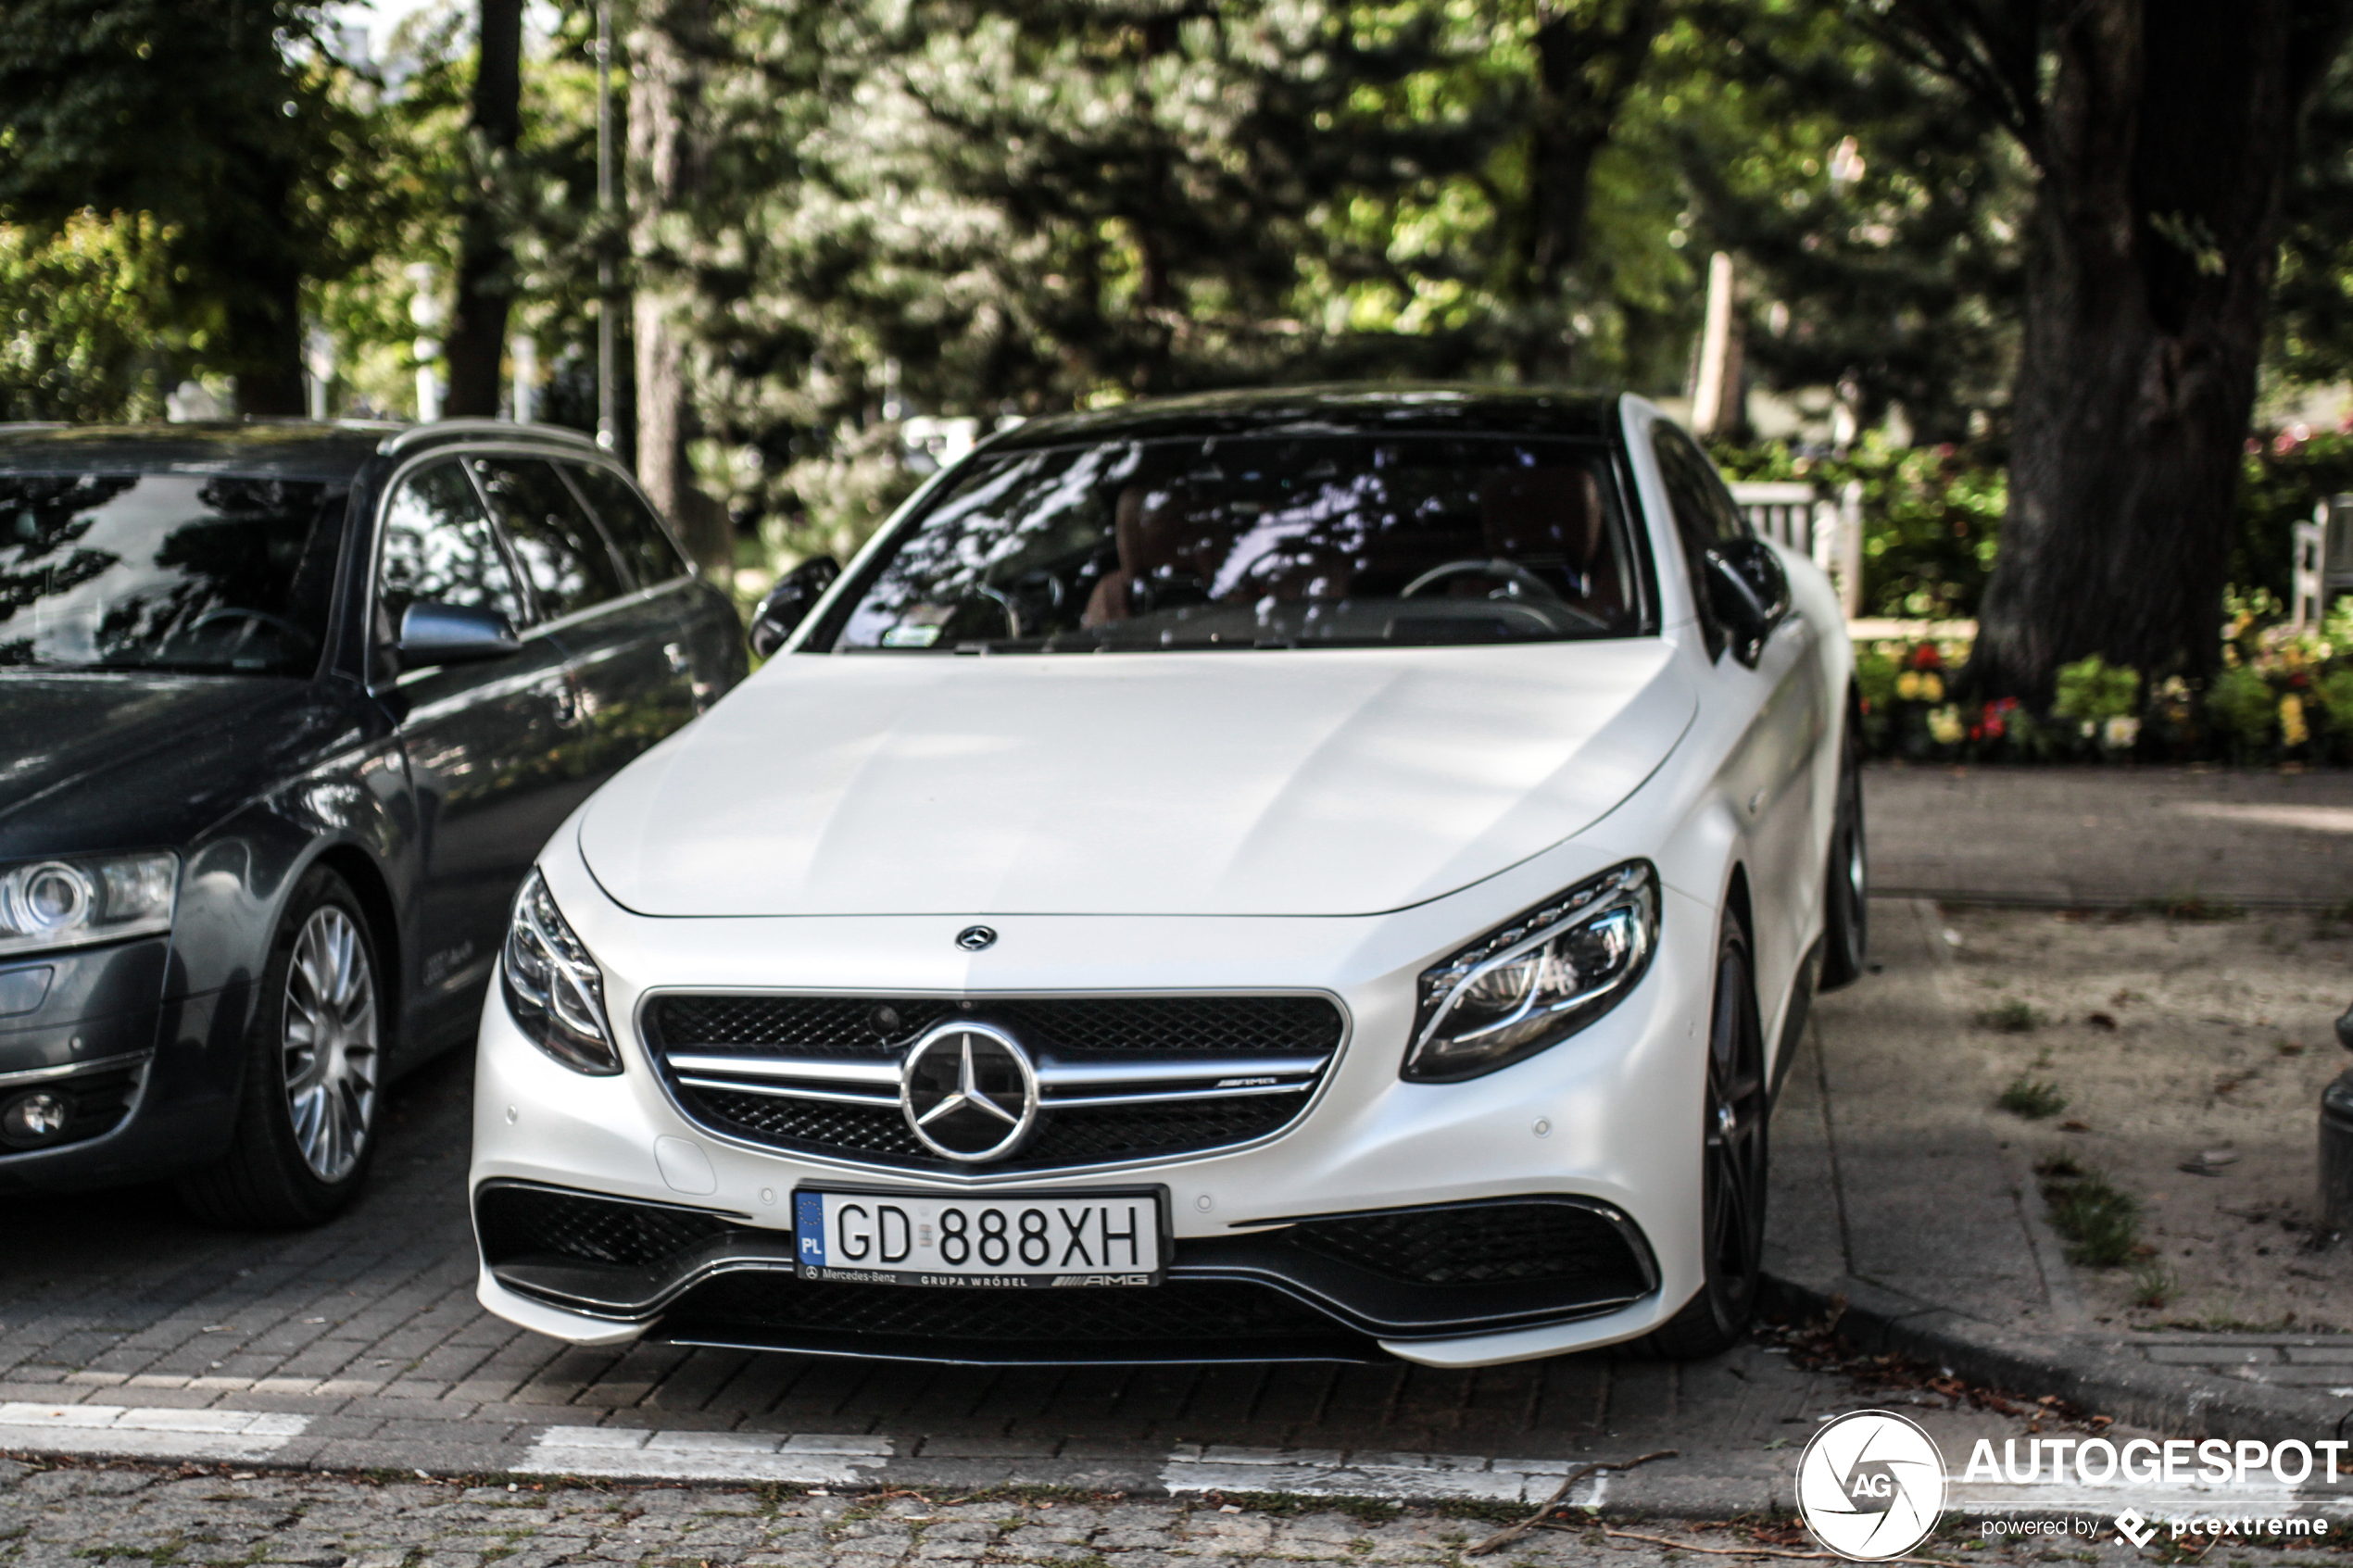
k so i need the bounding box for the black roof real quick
[0,419,604,481]
[985,384,1623,453]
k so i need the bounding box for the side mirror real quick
[396,601,522,671]
[749,556,840,659]
[2336,1000,2353,1054]
[1703,539,1792,667]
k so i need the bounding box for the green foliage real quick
[2051,656,2140,724]
[2207,664,2279,752]
[1996,1075,2066,1119]
[0,0,385,402]
[0,210,177,420]
[1710,437,2004,618]
[2041,1169,2141,1269]
[1976,998,2040,1033]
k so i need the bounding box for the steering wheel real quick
[188,608,305,644]
[1398,559,1607,633]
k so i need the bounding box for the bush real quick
[1709,435,2004,620]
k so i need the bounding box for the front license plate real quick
[793,1187,1165,1287]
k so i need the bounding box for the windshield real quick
[822,434,1644,653]
[0,472,346,675]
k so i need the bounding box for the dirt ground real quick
[1940,902,2353,1332]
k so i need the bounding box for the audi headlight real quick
[0,851,177,959]
[1403,860,1659,1082]
[500,869,621,1074]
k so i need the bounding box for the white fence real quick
[1729,480,1865,617]
[2293,495,2353,629]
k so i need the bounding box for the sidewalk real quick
[1767,893,2353,1440]
[1866,763,2353,909]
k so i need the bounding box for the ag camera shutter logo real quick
[1797,1410,1948,1561]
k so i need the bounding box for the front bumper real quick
[470,834,1718,1367]
[0,938,245,1191]
[473,1179,1656,1363]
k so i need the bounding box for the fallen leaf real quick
[2060,1119,2091,1132]
[2086,1011,2118,1029]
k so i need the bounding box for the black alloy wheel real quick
[1818,689,1869,990]
[1643,913,1770,1360]
[182,864,385,1230]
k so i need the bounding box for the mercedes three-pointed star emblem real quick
[898,1020,1038,1161]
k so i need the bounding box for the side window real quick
[376,461,526,633]
[1649,425,1745,656]
[472,455,632,619]
[565,462,692,585]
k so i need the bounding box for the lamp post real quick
[407,263,445,423]
[596,0,617,451]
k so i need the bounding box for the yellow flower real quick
[1895,671,1922,701]
[1920,672,1944,703]
[2283,694,2309,748]
[1927,705,1964,746]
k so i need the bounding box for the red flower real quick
[1909,644,1942,670]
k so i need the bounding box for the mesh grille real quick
[647,993,1344,1173]
[665,1270,1344,1344]
[646,994,1342,1059]
[475,1184,734,1270]
[1288,1201,1645,1289]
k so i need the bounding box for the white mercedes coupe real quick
[469,386,1866,1369]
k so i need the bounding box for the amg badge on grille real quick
[900,1021,1038,1160]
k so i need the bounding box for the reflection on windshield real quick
[826,435,1642,653]
[0,473,345,674]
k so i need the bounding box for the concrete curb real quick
[1760,1270,2353,1443]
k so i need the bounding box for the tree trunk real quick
[1973,0,2340,697]
[445,0,524,418]
[628,0,729,574]
[223,257,305,416]
[1514,0,1662,383]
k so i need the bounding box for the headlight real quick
[0,851,177,959]
[500,869,621,1075]
[1403,860,1659,1082]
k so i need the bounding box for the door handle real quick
[663,641,690,676]
[552,684,580,726]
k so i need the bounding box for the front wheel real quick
[1642,913,1769,1360]
[182,865,384,1229]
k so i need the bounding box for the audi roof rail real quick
[376,419,605,457]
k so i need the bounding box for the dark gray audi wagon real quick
[0,419,747,1226]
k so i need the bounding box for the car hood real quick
[580,645,1695,920]
[0,673,352,855]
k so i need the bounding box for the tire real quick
[1642,911,1769,1361]
[182,865,384,1229]
[1818,694,1869,991]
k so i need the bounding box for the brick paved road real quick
[0,1048,1879,1503]
[0,1459,2224,1568]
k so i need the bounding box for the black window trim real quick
[365,445,550,693]
[459,449,638,627]
[799,429,1664,655]
[553,457,698,589]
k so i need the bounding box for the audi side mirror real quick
[396,601,522,670]
[1704,539,1792,667]
[750,555,840,659]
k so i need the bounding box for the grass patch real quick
[1976,998,2043,1032]
[2042,1168,2141,1267]
[1998,1076,2069,1119]
[2129,1260,2176,1309]
[2142,894,2246,922]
